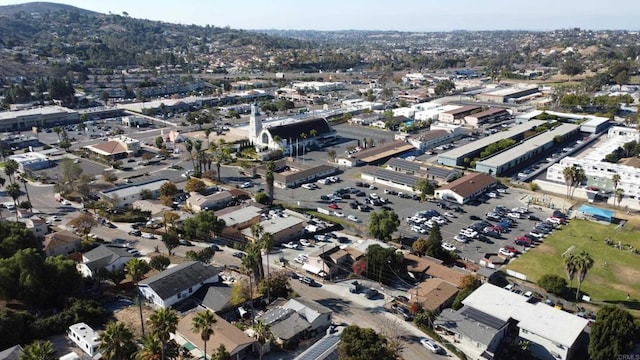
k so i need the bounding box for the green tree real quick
[414,178,434,200]
[68,213,98,240]
[339,326,399,360]
[563,253,578,291]
[149,255,170,271]
[149,308,179,360]
[588,306,640,360]
[20,340,56,360]
[4,159,19,184]
[368,209,400,242]
[192,310,217,360]
[161,232,180,256]
[6,183,21,220]
[425,223,447,260]
[159,182,178,197]
[185,178,207,194]
[211,344,231,360]
[537,274,567,295]
[253,320,272,360]
[135,334,162,360]
[98,322,136,360]
[126,258,151,336]
[365,244,403,285]
[182,211,226,242]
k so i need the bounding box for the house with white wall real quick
[77,245,134,278]
[138,261,220,308]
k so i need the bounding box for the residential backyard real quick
[507,219,640,314]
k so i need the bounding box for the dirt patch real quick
[113,305,156,337]
[532,243,557,256]
[613,264,640,289]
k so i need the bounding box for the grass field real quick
[507,219,640,313]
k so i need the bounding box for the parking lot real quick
[269,165,557,264]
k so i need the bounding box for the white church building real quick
[247,104,336,155]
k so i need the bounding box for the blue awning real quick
[577,205,614,222]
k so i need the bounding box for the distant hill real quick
[0,1,100,16]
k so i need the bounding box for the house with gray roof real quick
[77,245,134,278]
[186,190,233,212]
[0,345,23,360]
[257,297,332,345]
[138,261,220,308]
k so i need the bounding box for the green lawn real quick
[507,219,640,310]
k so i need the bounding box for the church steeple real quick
[249,103,262,141]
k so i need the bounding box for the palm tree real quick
[250,223,264,242]
[6,182,21,220]
[4,159,19,184]
[241,252,257,324]
[574,251,594,301]
[149,308,179,360]
[52,126,62,141]
[184,139,196,175]
[126,258,151,336]
[18,176,32,211]
[562,166,574,199]
[615,188,625,209]
[135,334,162,360]
[563,253,578,291]
[570,166,586,199]
[21,340,56,360]
[253,320,272,360]
[192,310,217,360]
[612,173,621,193]
[260,232,274,302]
[98,322,136,360]
[265,161,275,203]
[204,128,212,149]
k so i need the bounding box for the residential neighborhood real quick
[0,2,639,360]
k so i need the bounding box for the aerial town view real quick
[0,1,639,360]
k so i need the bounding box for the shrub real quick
[537,274,567,295]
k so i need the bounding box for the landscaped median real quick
[506,219,640,315]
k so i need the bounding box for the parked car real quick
[347,215,360,222]
[299,276,315,286]
[283,242,300,249]
[128,229,142,236]
[179,240,194,246]
[515,236,532,247]
[442,242,456,251]
[141,233,156,239]
[299,239,311,247]
[233,252,246,258]
[499,247,517,257]
[420,338,445,354]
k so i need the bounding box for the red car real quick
[504,246,517,253]
[515,236,532,246]
[328,203,340,209]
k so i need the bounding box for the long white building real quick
[546,126,640,198]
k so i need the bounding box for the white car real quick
[454,234,469,243]
[496,188,507,193]
[283,242,300,249]
[441,243,456,251]
[420,338,445,354]
[369,193,379,200]
[411,225,427,234]
[302,183,317,190]
[487,192,497,198]
[528,231,545,239]
[507,212,521,219]
[141,233,156,239]
[431,216,446,225]
[333,211,345,218]
[347,215,360,222]
[499,247,517,257]
[460,228,478,238]
[299,239,311,247]
[61,200,72,205]
[240,182,253,188]
[294,255,307,264]
[314,234,328,242]
[317,178,330,185]
[443,211,456,218]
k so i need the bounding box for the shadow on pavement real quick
[315,297,353,315]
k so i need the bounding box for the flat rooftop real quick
[438,120,546,160]
[481,86,539,97]
[0,106,76,120]
[477,123,579,167]
[463,284,588,348]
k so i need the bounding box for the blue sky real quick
[1,0,638,31]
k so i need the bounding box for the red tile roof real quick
[438,172,497,198]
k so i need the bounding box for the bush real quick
[537,274,567,295]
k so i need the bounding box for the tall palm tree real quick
[135,334,162,360]
[570,166,586,199]
[149,308,179,360]
[612,173,621,193]
[18,176,32,211]
[562,166,574,199]
[250,223,264,243]
[98,322,136,360]
[204,128,212,149]
[4,159,19,184]
[615,188,625,209]
[192,310,217,360]
[184,139,196,175]
[265,161,275,204]
[563,253,578,290]
[126,258,151,336]
[253,320,272,360]
[21,340,56,360]
[574,251,594,301]
[6,182,21,220]
[260,232,274,302]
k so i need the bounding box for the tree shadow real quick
[315,297,353,315]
